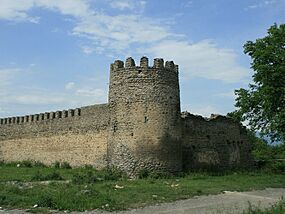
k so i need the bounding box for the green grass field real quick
[0,162,285,212]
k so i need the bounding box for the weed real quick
[61,162,72,169]
[138,169,150,179]
[102,167,126,181]
[34,161,47,168]
[84,164,94,169]
[243,199,285,213]
[72,171,98,184]
[20,160,33,168]
[52,161,60,168]
[31,171,63,181]
[37,195,57,208]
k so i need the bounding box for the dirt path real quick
[1,188,284,214]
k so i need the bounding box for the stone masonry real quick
[0,57,253,175]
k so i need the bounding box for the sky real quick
[0,0,284,118]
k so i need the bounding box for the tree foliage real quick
[234,23,285,142]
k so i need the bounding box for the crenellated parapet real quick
[110,56,179,73]
[0,108,81,126]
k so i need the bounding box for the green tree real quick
[234,23,285,142]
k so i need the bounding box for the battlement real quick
[110,56,179,73]
[0,108,81,126]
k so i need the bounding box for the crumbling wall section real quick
[0,104,109,168]
[181,112,253,171]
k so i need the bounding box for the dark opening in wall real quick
[144,116,148,123]
[113,122,118,132]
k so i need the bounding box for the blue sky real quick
[0,0,284,118]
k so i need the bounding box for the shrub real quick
[149,171,173,179]
[72,171,99,184]
[33,161,47,168]
[138,169,150,179]
[31,171,63,181]
[52,161,60,169]
[268,161,285,173]
[61,162,72,169]
[72,167,126,184]
[102,167,126,181]
[37,195,57,208]
[20,160,33,168]
[44,172,64,181]
[84,164,94,169]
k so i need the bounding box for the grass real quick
[244,199,285,214]
[0,162,285,212]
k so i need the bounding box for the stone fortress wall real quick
[181,112,252,170]
[0,57,253,174]
[0,104,109,168]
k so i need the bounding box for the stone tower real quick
[107,56,182,175]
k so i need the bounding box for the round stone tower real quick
[107,56,182,175]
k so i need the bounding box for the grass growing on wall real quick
[0,162,285,212]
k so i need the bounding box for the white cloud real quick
[11,94,68,105]
[0,0,250,84]
[0,0,91,22]
[0,67,107,117]
[73,14,172,53]
[0,107,6,113]
[214,91,236,99]
[76,88,106,97]
[182,104,221,117]
[0,85,108,117]
[109,0,146,11]
[80,45,95,55]
[65,82,75,90]
[0,1,170,52]
[245,0,285,10]
[0,68,19,86]
[0,0,35,22]
[145,40,249,83]
[182,1,193,8]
